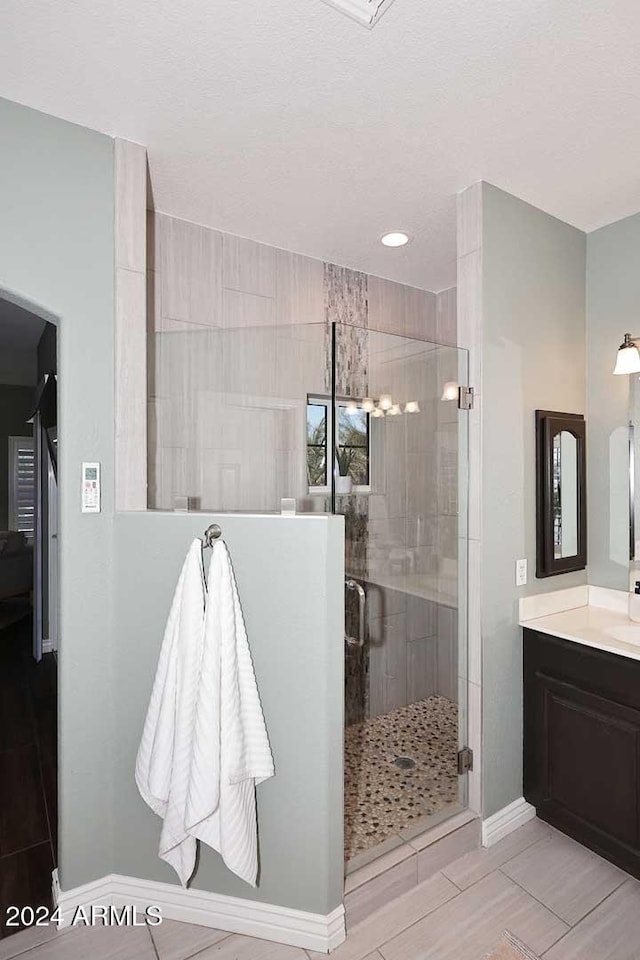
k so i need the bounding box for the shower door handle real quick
[345,578,366,648]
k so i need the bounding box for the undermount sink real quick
[605,624,640,645]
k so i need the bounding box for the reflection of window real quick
[337,406,369,485]
[306,402,327,487]
[306,397,370,492]
[8,436,35,541]
[552,434,562,557]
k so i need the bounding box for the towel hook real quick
[203,523,222,548]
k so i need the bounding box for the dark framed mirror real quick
[536,410,587,578]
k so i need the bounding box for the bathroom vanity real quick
[522,590,640,880]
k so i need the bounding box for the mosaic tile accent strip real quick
[344,501,370,726]
[324,262,369,395]
[345,639,369,727]
[343,499,369,577]
[325,262,369,328]
[345,696,458,860]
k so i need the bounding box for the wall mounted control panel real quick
[82,462,101,513]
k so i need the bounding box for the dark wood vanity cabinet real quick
[524,628,640,878]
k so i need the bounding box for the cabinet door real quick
[536,672,640,848]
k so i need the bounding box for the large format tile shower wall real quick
[147,209,459,727]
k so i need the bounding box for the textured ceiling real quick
[2,0,640,291]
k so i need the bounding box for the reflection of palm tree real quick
[337,421,368,484]
[307,418,326,485]
[335,444,356,476]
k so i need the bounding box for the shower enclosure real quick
[329,323,468,868]
[148,313,469,872]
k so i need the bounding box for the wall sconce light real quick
[345,400,359,416]
[613,334,640,375]
[441,381,459,401]
[365,396,419,416]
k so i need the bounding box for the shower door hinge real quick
[457,746,474,774]
[458,386,475,411]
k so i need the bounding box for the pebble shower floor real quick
[344,696,459,860]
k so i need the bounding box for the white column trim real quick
[481,798,536,847]
[52,869,345,954]
[114,138,148,511]
[458,182,484,817]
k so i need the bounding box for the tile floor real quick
[344,697,458,860]
[3,818,640,960]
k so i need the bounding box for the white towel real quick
[135,538,274,887]
[135,539,205,884]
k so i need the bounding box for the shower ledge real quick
[345,571,458,608]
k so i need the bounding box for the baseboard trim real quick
[481,798,536,848]
[52,869,345,953]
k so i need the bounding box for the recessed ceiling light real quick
[381,232,410,248]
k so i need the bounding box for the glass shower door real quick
[331,322,469,869]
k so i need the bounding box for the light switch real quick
[516,558,527,587]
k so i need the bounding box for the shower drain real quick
[393,756,415,770]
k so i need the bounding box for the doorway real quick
[0,296,58,940]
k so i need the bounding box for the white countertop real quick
[519,586,640,662]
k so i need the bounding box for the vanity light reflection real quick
[346,396,422,418]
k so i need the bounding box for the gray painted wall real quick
[0,385,33,530]
[586,213,640,590]
[481,183,587,817]
[113,512,344,914]
[0,95,117,885]
[0,97,345,916]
